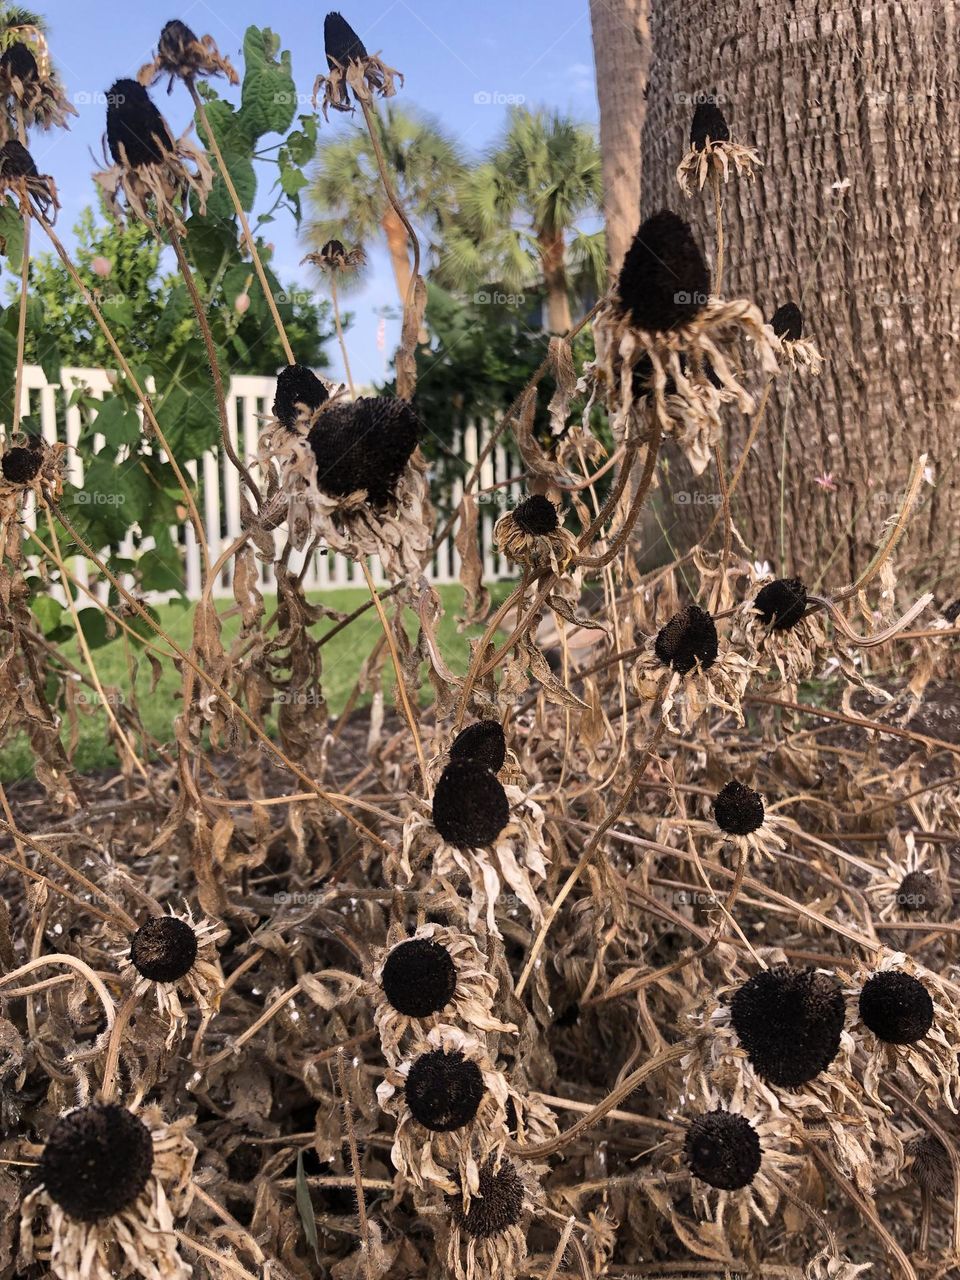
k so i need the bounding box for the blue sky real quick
[33,1,600,385]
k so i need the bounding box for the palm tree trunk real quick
[589,0,651,277]
[539,228,572,334]
[641,0,960,590]
[381,206,413,310]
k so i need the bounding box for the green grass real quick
[1,582,514,783]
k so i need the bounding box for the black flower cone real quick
[511,495,558,536]
[158,18,200,63]
[0,139,38,179]
[449,1154,524,1238]
[432,760,510,847]
[1,444,41,483]
[713,780,765,836]
[859,971,934,1044]
[449,719,506,773]
[324,11,368,68]
[0,41,38,84]
[910,1133,951,1195]
[770,301,804,342]
[273,363,329,429]
[730,965,846,1087]
[322,237,346,259]
[405,1048,484,1131]
[654,604,718,675]
[130,916,198,983]
[897,870,940,914]
[382,938,457,1017]
[308,395,420,506]
[106,78,173,168]
[754,577,807,630]
[39,1104,154,1223]
[617,210,710,333]
[684,1109,761,1191]
[690,100,730,151]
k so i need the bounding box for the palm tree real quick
[305,104,463,310]
[437,107,605,333]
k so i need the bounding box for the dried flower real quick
[730,965,846,1087]
[677,102,762,196]
[1,443,42,485]
[0,138,59,220]
[433,761,510,848]
[406,1047,486,1131]
[313,10,403,118]
[449,719,506,773]
[713,780,765,835]
[895,869,941,914]
[383,938,457,1017]
[754,577,808,631]
[908,1133,951,1195]
[39,1104,153,1222]
[130,915,198,982]
[272,363,330,430]
[770,301,803,342]
[138,19,238,91]
[655,604,718,674]
[444,1152,535,1280]
[309,395,420,506]
[767,300,823,373]
[0,34,76,132]
[690,101,730,150]
[859,970,934,1045]
[684,1109,761,1190]
[95,78,212,234]
[617,210,710,333]
[494,495,577,571]
[302,237,366,273]
[448,1151,524,1235]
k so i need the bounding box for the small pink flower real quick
[91,256,112,279]
[813,472,838,492]
[234,292,251,316]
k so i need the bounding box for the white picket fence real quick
[16,366,522,599]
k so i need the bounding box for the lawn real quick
[2,582,514,783]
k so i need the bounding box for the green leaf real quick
[208,156,257,217]
[295,1151,321,1264]
[184,214,237,284]
[77,607,109,650]
[138,544,185,595]
[30,595,65,637]
[0,206,24,271]
[93,397,142,450]
[238,26,297,140]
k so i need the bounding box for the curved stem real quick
[0,954,116,1031]
[330,274,356,399]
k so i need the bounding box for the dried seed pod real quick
[730,965,846,1087]
[0,139,38,178]
[324,11,368,68]
[405,1048,485,1131]
[449,720,506,773]
[130,916,199,983]
[859,971,934,1044]
[39,1104,154,1223]
[908,1133,951,1195]
[654,604,718,674]
[105,78,173,168]
[0,41,38,85]
[713,780,765,836]
[690,100,730,151]
[272,364,330,429]
[381,938,457,1017]
[511,495,559,536]
[754,577,807,630]
[1,444,41,483]
[684,1109,761,1190]
[432,760,510,848]
[617,210,710,332]
[896,870,941,914]
[308,395,420,506]
[448,1154,524,1238]
[770,301,804,342]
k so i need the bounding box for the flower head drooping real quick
[0,32,76,133]
[0,139,59,220]
[444,1152,534,1280]
[494,495,577,571]
[449,719,506,773]
[767,300,823,374]
[676,99,762,197]
[138,19,238,91]
[95,78,212,234]
[272,363,331,431]
[713,780,764,835]
[313,11,403,118]
[730,966,846,1087]
[20,1103,196,1280]
[684,1109,761,1190]
[655,605,718,674]
[118,908,227,1047]
[302,237,366,276]
[859,971,933,1045]
[433,760,510,848]
[754,577,808,631]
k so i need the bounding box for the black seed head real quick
[308,396,420,506]
[130,915,198,982]
[381,938,457,1017]
[731,965,846,1087]
[859,970,934,1044]
[405,1048,484,1131]
[684,1109,761,1191]
[942,598,960,624]
[325,12,368,68]
[617,210,710,332]
[322,238,345,260]
[0,140,38,179]
[909,1133,952,1196]
[158,19,200,60]
[449,719,506,773]
[512,495,558,536]
[106,78,173,168]
[690,100,730,151]
[770,302,804,342]
[448,1154,524,1238]
[0,42,38,84]
[432,760,510,848]
[273,364,330,429]
[713,780,765,836]
[654,604,718,674]
[754,577,807,630]
[1,445,41,483]
[39,1104,154,1223]
[896,870,941,915]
